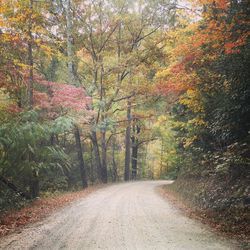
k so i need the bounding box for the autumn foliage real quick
[0,0,249,243]
[156,0,249,96]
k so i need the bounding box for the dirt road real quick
[0,181,237,250]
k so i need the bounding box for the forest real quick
[0,0,249,241]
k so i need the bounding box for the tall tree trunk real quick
[111,137,118,182]
[65,0,88,188]
[27,0,38,197]
[101,130,108,183]
[124,100,132,181]
[131,122,140,180]
[74,126,88,188]
[90,144,95,184]
[142,144,148,179]
[91,131,103,182]
[131,141,138,180]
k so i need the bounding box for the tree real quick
[155,0,250,178]
[65,0,88,188]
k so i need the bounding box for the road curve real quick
[0,181,236,250]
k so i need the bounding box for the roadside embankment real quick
[160,175,250,249]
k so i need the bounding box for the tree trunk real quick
[65,0,88,188]
[111,137,118,182]
[91,131,103,182]
[30,169,39,198]
[131,142,138,180]
[131,122,140,180]
[124,100,132,181]
[74,126,88,188]
[101,131,108,183]
[90,145,95,184]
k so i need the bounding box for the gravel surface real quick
[0,181,237,250]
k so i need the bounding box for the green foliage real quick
[0,111,74,195]
[52,116,75,134]
[0,183,27,213]
[150,115,179,179]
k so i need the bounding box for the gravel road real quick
[0,181,237,250]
